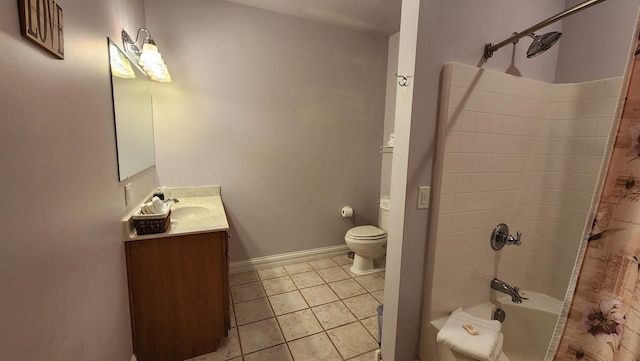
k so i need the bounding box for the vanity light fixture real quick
[122,28,172,83]
[109,42,136,79]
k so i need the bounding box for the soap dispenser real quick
[153,189,165,200]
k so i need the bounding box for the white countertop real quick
[123,185,230,241]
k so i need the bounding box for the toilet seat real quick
[345,225,386,242]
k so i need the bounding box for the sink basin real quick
[171,206,212,221]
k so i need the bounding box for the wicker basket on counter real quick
[132,209,171,235]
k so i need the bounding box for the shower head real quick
[483,0,606,59]
[526,32,562,58]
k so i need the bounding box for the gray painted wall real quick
[144,0,389,261]
[0,0,155,359]
[555,0,639,83]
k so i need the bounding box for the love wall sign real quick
[17,0,64,59]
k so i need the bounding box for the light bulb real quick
[139,43,163,67]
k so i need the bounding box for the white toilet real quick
[344,202,389,275]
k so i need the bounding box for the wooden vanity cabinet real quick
[125,231,230,361]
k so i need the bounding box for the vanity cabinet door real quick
[125,232,229,361]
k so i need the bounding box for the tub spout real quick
[491,278,522,303]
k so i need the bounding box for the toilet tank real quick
[379,197,390,231]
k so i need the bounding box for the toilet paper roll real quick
[341,206,353,218]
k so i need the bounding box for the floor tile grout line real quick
[232,287,383,330]
[325,329,347,360]
[228,258,384,360]
[233,322,245,361]
[236,279,289,358]
[233,281,254,357]
[267,273,321,360]
[327,262,383,348]
[292,265,346,335]
[284,340,295,361]
[280,259,345,359]
[296,262,357,360]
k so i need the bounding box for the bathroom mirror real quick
[107,38,155,181]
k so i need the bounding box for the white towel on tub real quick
[436,308,503,361]
[489,333,504,361]
[449,333,508,361]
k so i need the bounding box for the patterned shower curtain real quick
[553,36,640,360]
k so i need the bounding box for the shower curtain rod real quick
[483,0,607,59]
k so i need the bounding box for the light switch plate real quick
[417,186,430,209]
[125,183,132,206]
[380,198,391,211]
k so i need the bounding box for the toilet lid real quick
[346,225,386,240]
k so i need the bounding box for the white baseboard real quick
[229,244,350,274]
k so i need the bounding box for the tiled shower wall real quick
[430,63,622,319]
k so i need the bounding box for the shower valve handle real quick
[491,224,522,250]
[507,231,522,246]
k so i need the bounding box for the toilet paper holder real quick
[341,206,353,218]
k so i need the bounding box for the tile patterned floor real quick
[186,255,385,361]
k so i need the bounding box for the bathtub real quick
[431,291,562,361]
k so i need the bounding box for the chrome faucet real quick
[491,278,522,303]
[163,197,180,203]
